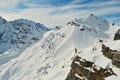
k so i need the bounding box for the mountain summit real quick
[0,17,49,54]
[0,15,120,80]
[0,17,49,66]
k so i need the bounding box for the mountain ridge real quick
[0,14,120,80]
[0,17,49,54]
[0,16,50,66]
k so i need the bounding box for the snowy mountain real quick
[0,17,49,65]
[0,14,120,80]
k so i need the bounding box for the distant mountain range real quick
[0,17,49,54]
[0,14,120,80]
[0,17,50,66]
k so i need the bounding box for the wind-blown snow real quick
[0,15,120,80]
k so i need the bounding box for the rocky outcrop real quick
[65,56,116,80]
[102,44,120,68]
[114,29,120,40]
[112,53,120,68]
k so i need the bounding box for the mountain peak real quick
[0,17,49,54]
[68,14,109,32]
[0,16,7,25]
[13,18,34,23]
[0,15,120,80]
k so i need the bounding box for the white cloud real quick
[0,0,27,9]
[0,0,18,8]
[0,0,120,27]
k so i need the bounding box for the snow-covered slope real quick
[0,17,49,65]
[0,14,120,80]
[0,17,49,54]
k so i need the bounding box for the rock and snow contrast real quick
[0,14,120,80]
[0,17,49,65]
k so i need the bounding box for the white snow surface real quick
[0,15,120,80]
[0,17,49,54]
[0,17,49,65]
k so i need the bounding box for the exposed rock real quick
[112,23,115,26]
[65,56,116,80]
[80,28,85,31]
[99,39,103,43]
[114,29,120,40]
[112,53,120,68]
[75,48,77,53]
[55,26,61,30]
[31,37,39,42]
[67,22,77,26]
[102,44,113,59]
[102,44,120,68]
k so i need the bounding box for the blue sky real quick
[0,0,120,27]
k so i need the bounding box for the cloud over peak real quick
[0,0,120,27]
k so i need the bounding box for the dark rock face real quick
[114,29,120,40]
[65,56,116,80]
[102,44,120,68]
[112,53,120,68]
[101,44,114,59]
